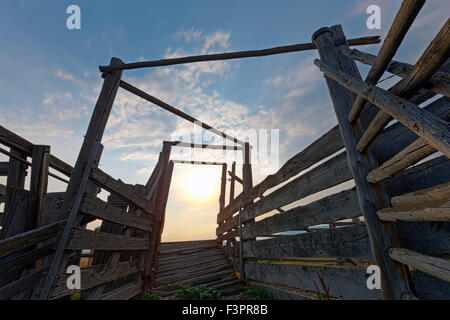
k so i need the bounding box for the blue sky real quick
[0,0,447,241]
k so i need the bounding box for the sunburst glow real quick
[182,167,218,200]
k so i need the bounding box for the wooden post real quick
[2,149,27,233]
[219,163,227,212]
[141,142,171,296]
[38,57,124,300]
[312,27,414,299]
[30,145,50,270]
[239,142,253,280]
[229,161,236,204]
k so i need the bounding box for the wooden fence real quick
[216,8,449,300]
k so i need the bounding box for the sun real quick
[182,168,218,200]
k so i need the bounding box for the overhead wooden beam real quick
[172,160,226,166]
[166,141,243,150]
[99,35,380,73]
[119,80,246,146]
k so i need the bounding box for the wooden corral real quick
[0,0,448,300]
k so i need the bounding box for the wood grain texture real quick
[245,261,381,300]
[244,226,372,259]
[68,227,150,251]
[79,193,153,232]
[389,248,450,282]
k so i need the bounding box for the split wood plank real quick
[389,248,450,282]
[367,137,436,183]
[377,200,450,222]
[391,181,450,207]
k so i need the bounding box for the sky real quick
[0,0,448,241]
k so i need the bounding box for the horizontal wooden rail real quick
[167,141,243,150]
[241,151,352,223]
[241,187,360,240]
[243,225,371,259]
[389,248,450,282]
[348,0,426,121]
[99,36,380,72]
[217,125,344,223]
[119,80,246,146]
[99,282,143,300]
[172,160,226,166]
[0,220,65,258]
[0,267,49,300]
[67,228,150,251]
[0,243,54,276]
[341,47,450,98]
[314,59,450,157]
[89,168,154,215]
[79,193,154,232]
[52,260,141,299]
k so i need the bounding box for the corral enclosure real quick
[0,0,449,300]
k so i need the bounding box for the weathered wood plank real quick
[99,282,142,300]
[367,138,436,183]
[0,125,33,156]
[391,182,450,207]
[242,188,360,239]
[67,228,150,251]
[348,0,426,121]
[245,261,380,300]
[89,168,154,216]
[0,220,64,258]
[244,226,372,259]
[217,125,344,223]
[389,248,450,282]
[79,193,153,232]
[371,96,449,164]
[377,201,450,222]
[52,260,140,299]
[241,151,352,223]
[0,162,8,176]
